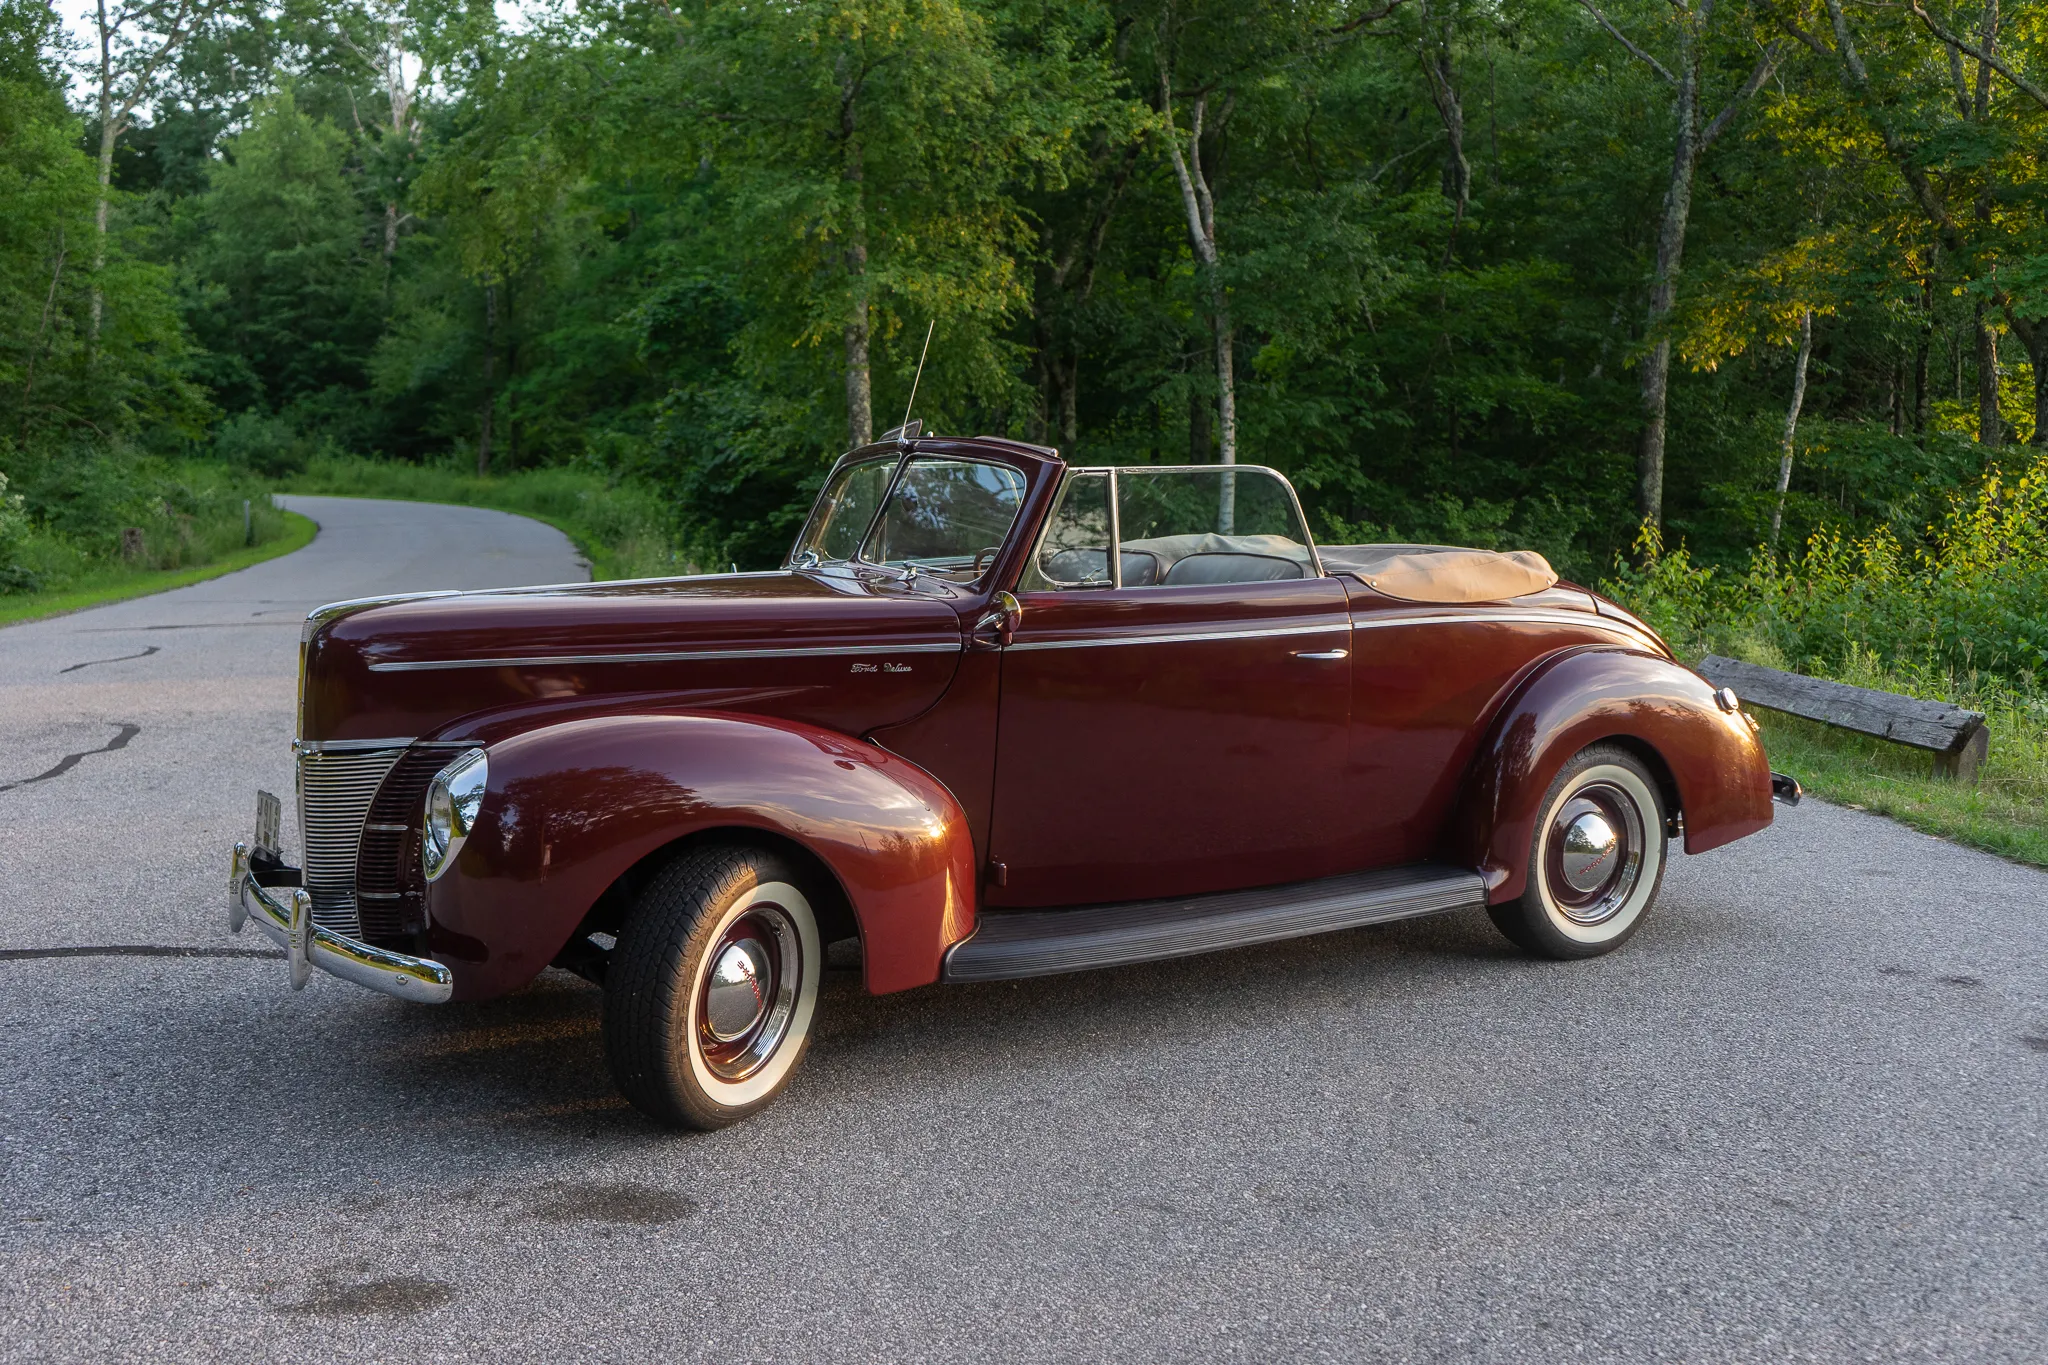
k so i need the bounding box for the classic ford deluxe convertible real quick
[231,433,1792,1128]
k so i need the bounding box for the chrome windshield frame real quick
[1031,463,1325,586]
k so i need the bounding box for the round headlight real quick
[422,747,488,882]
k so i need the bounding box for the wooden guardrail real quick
[1697,656,1989,781]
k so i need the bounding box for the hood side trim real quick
[367,640,964,674]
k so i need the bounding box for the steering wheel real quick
[972,545,1002,574]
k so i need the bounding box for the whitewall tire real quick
[604,846,823,1129]
[1488,745,1668,959]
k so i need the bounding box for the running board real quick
[942,863,1487,983]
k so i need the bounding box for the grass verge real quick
[1749,690,2048,871]
[284,456,688,581]
[0,510,318,628]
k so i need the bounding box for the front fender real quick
[1457,649,1773,903]
[426,712,977,1001]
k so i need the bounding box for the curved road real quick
[1,498,2043,1361]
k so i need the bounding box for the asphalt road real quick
[1,497,2044,1362]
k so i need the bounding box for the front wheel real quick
[603,845,822,1129]
[1487,745,1668,960]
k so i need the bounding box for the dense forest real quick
[1,0,2042,589]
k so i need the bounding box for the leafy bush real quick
[211,411,319,478]
[0,448,292,590]
[1603,450,2048,691]
[0,468,36,592]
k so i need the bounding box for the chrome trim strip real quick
[364,641,964,673]
[1006,621,1349,652]
[1351,610,1658,643]
[292,736,434,754]
[229,843,454,1004]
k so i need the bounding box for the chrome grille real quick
[297,748,406,937]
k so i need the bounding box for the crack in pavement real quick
[0,722,141,792]
[77,622,296,632]
[0,945,285,961]
[59,646,160,674]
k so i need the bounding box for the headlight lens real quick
[422,747,488,882]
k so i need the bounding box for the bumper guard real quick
[229,841,454,1003]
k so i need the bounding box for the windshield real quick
[863,458,1027,579]
[791,455,1028,582]
[790,458,895,565]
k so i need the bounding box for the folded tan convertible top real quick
[1318,543,1559,604]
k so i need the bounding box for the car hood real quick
[301,570,968,745]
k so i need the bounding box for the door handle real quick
[1292,648,1349,660]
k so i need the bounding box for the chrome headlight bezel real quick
[422,747,488,882]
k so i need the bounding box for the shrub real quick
[1602,450,2048,692]
[0,468,37,593]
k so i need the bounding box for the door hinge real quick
[988,859,1008,888]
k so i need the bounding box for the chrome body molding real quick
[228,842,454,1004]
[1350,609,1659,647]
[292,736,451,754]
[1005,620,1349,653]
[365,641,964,673]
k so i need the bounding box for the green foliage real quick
[1603,450,2048,687]
[0,469,34,591]
[176,89,384,418]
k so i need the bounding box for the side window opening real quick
[1117,468,1315,586]
[1018,472,1112,591]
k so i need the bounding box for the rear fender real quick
[1457,649,1773,903]
[426,713,976,1000]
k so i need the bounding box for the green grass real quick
[1749,685,2048,871]
[0,510,318,627]
[284,455,691,581]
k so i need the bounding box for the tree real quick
[1789,0,2046,447]
[86,0,213,340]
[1576,0,1780,524]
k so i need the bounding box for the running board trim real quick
[942,863,1487,983]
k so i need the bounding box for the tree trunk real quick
[1637,30,1703,529]
[1419,1,1470,267]
[1976,302,2002,447]
[1189,378,1212,462]
[844,259,871,448]
[91,94,117,345]
[477,284,497,476]
[1058,352,1078,451]
[20,233,66,439]
[1160,82,1238,529]
[1771,309,1814,549]
[1914,273,1932,440]
[2007,315,2047,447]
[840,61,872,450]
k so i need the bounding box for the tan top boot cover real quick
[1356,548,1558,603]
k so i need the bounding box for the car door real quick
[984,467,1354,908]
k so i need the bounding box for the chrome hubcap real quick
[704,937,772,1043]
[1559,812,1620,893]
[696,905,802,1083]
[1544,782,1646,926]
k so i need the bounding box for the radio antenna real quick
[899,319,936,438]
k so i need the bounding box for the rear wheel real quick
[1487,745,1668,960]
[603,845,822,1129]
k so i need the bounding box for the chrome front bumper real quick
[228,842,454,1003]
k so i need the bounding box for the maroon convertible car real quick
[231,432,1794,1128]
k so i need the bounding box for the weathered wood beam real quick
[1697,656,1988,781]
